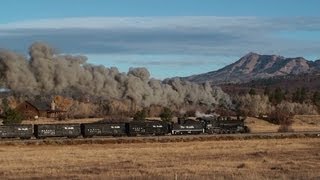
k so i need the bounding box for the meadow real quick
[0,138,319,179]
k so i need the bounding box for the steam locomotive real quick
[0,116,250,139]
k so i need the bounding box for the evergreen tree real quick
[313,91,320,107]
[248,88,256,96]
[2,99,23,125]
[300,87,307,103]
[292,88,300,103]
[292,87,308,103]
[264,86,270,96]
[2,108,23,125]
[133,109,147,121]
[272,87,284,104]
[160,107,173,122]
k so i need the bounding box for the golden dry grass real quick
[0,138,319,179]
[245,117,279,133]
[246,115,320,133]
[292,115,320,131]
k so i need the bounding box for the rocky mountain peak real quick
[183,53,319,84]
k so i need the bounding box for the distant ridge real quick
[183,52,320,84]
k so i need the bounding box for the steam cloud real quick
[0,42,230,108]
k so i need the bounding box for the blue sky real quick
[0,0,320,78]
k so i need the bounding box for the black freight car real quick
[81,123,126,138]
[126,120,169,136]
[171,119,204,135]
[145,120,169,136]
[0,125,33,139]
[34,124,81,138]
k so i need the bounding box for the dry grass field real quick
[246,115,320,133]
[0,138,319,179]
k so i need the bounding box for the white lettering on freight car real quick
[111,126,120,129]
[180,126,195,129]
[152,125,163,128]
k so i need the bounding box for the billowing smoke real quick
[0,42,230,108]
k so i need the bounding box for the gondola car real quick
[0,124,33,139]
[126,120,169,136]
[34,124,81,138]
[81,123,126,138]
[171,119,204,135]
[144,120,169,136]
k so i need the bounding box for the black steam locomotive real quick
[0,116,249,139]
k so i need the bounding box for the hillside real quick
[184,52,320,84]
[220,71,320,95]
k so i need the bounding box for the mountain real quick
[184,52,320,84]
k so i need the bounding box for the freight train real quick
[0,116,250,139]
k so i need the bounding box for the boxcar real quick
[0,125,33,139]
[126,121,169,136]
[171,119,204,135]
[34,124,81,138]
[81,123,126,138]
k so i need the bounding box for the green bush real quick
[2,108,23,125]
[133,109,147,121]
[160,107,173,122]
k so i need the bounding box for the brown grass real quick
[292,115,320,131]
[245,117,279,132]
[0,138,319,179]
[246,115,320,133]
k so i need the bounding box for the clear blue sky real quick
[0,0,320,78]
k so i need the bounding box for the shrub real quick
[133,109,147,121]
[278,125,294,132]
[268,102,295,132]
[57,114,67,121]
[2,108,23,125]
[160,107,173,122]
[267,101,318,132]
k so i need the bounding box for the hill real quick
[220,71,320,95]
[184,52,320,84]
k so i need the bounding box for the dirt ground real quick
[0,138,319,179]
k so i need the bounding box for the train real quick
[0,116,250,139]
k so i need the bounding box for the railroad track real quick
[1,131,320,145]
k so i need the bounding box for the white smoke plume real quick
[0,42,231,108]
